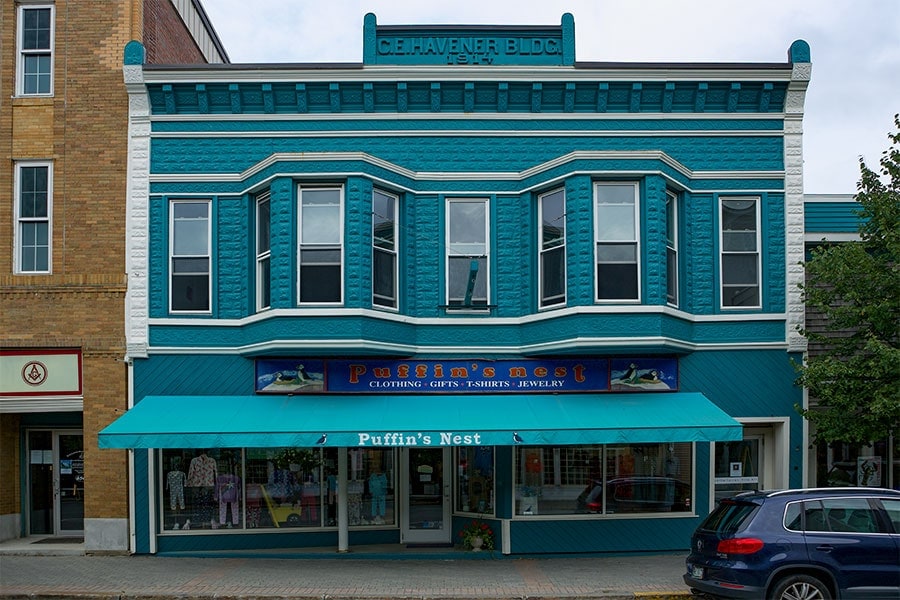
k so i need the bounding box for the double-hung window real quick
[372,190,398,309]
[256,193,271,311]
[539,189,566,308]
[14,162,52,274]
[720,197,760,308]
[170,201,211,312]
[298,187,343,304]
[595,183,640,301]
[18,5,54,96]
[446,198,489,308]
[665,192,678,307]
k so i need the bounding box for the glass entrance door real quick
[714,436,763,503]
[401,447,451,545]
[27,430,84,536]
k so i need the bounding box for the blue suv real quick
[684,487,900,600]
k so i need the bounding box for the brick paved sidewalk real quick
[0,553,692,599]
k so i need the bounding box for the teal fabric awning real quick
[98,392,742,449]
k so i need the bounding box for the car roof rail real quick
[766,487,900,498]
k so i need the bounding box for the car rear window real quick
[699,500,758,535]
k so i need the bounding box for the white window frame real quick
[665,191,679,307]
[14,161,53,274]
[539,188,566,309]
[719,196,761,309]
[256,193,271,312]
[297,186,344,306]
[594,182,641,302]
[372,189,399,310]
[445,198,490,309]
[169,199,212,313]
[17,4,55,96]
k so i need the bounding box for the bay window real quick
[446,198,489,308]
[170,200,210,312]
[666,192,679,307]
[720,197,760,308]
[539,189,566,308]
[595,183,640,301]
[372,190,398,309]
[256,193,271,311]
[298,187,343,304]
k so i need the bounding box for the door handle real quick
[815,544,833,552]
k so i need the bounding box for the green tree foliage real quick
[796,115,900,444]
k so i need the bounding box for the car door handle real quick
[815,544,833,552]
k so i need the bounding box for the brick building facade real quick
[98,14,815,556]
[1,0,226,553]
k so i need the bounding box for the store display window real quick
[160,447,397,532]
[456,447,494,515]
[161,448,242,531]
[347,448,395,525]
[514,443,693,516]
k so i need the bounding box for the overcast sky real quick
[199,0,899,195]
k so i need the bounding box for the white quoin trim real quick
[124,63,150,360]
[784,61,811,354]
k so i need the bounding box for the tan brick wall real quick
[0,415,22,514]
[1,0,219,533]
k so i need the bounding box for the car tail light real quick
[717,538,764,554]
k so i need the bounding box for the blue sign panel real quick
[610,358,678,391]
[256,358,678,394]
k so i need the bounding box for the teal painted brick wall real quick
[765,193,786,313]
[644,175,667,305]
[564,175,594,306]
[217,196,248,318]
[269,178,295,310]
[346,176,373,308]
[149,134,785,175]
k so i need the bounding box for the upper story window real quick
[720,197,760,308]
[539,189,566,308]
[17,5,54,96]
[595,182,640,302]
[14,162,52,274]
[170,200,211,313]
[666,192,679,307]
[298,187,343,305]
[372,189,398,309]
[446,198,489,308]
[256,193,271,311]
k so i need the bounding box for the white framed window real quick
[719,196,761,308]
[595,182,640,301]
[372,189,398,309]
[170,200,211,313]
[665,192,678,307]
[14,161,53,274]
[298,186,343,304]
[17,4,54,96]
[446,198,489,308]
[256,193,271,311]
[539,188,566,308]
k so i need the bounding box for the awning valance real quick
[98,392,742,449]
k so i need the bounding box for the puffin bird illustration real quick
[296,365,312,382]
[315,433,327,445]
[621,363,638,383]
[274,371,296,384]
[513,432,524,444]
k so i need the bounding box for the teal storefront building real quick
[102,14,812,555]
